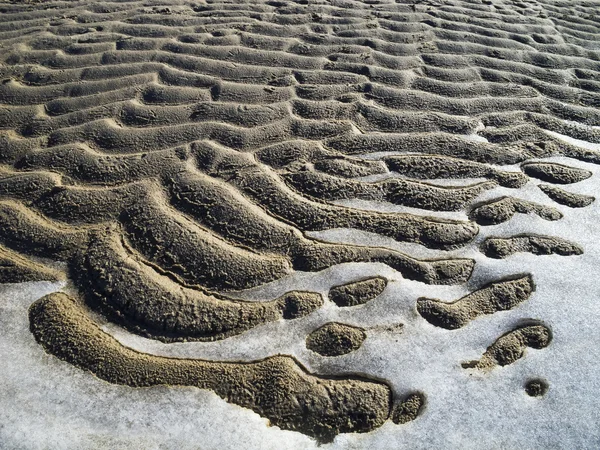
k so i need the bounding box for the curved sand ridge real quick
[1,0,599,441]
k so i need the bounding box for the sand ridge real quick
[462,323,552,371]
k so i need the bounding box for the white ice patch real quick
[544,129,600,151]
[331,197,469,221]
[355,171,491,187]
[562,120,600,131]
[2,152,600,449]
[464,133,489,143]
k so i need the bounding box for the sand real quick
[0,0,599,447]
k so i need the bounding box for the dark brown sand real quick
[469,196,563,225]
[462,323,552,370]
[328,276,388,307]
[538,184,596,208]
[1,0,598,441]
[417,276,534,330]
[392,393,426,425]
[525,379,549,397]
[482,235,583,258]
[305,322,366,356]
[521,162,592,184]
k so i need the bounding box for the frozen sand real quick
[1,158,600,449]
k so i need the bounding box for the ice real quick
[2,149,600,449]
[561,120,600,132]
[544,129,600,151]
[464,133,489,143]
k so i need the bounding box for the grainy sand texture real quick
[1,0,600,448]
